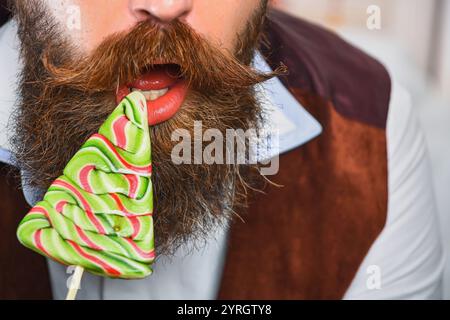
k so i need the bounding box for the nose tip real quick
[130,0,193,23]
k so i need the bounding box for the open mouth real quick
[116,64,189,126]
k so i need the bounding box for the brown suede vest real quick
[0,9,390,299]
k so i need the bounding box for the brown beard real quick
[10,0,280,255]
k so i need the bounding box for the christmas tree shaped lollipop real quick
[17,92,155,282]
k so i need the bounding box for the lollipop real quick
[17,91,155,285]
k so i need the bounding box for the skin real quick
[45,0,262,54]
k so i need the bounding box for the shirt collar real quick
[252,51,322,161]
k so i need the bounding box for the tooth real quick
[130,88,169,101]
[147,91,159,101]
[153,88,169,99]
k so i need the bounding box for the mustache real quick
[41,20,283,95]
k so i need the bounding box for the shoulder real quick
[344,82,444,299]
[0,163,52,299]
[263,9,391,129]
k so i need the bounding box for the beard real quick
[10,0,279,255]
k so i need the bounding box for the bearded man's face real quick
[10,0,275,255]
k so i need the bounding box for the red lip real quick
[116,65,188,126]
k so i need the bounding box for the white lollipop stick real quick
[66,266,84,300]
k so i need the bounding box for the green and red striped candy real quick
[17,91,155,279]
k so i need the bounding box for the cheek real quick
[184,0,260,52]
[46,0,135,53]
[76,1,136,51]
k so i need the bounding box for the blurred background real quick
[271,0,450,299]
